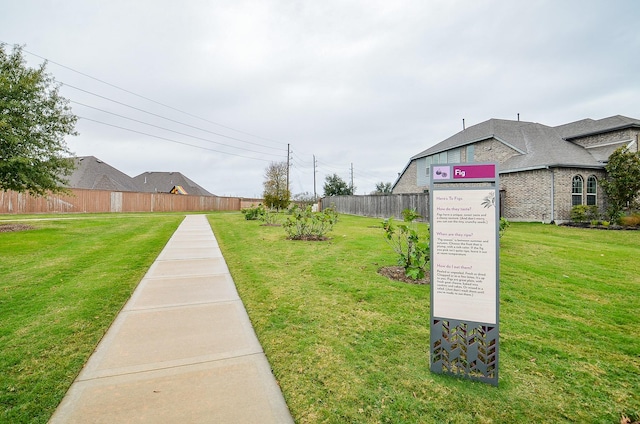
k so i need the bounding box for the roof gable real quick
[410,119,533,160]
[554,115,640,140]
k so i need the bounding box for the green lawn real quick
[1,212,638,423]
[0,214,183,423]
[208,213,640,423]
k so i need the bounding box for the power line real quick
[291,151,313,167]
[291,156,313,169]
[72,101,282,157]
[77,116,277,162]
[315,159,350,172]
[10,43,289,148]
[63,83,283,151]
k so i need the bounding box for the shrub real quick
[283,205,338,240]
[571,205,599,223]
[499,217,510,238]
[261,211,282,226]
[570,205,587,222]
[620,213,640,227]
[241,204,265,221]
[382,209,430,280]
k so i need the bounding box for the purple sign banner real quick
[452,164,496,179]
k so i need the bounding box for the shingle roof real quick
[500,123,601,171]
[410,119,530,160]
[409,115,639,173]
[554,115,640,140]
[133,172,214,196]
[67,156,143,192]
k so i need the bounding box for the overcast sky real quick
[2,1,639,197]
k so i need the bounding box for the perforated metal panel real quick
[430,319,498,385]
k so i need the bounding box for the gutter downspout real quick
[548,166,555,223]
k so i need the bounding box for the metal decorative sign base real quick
[430,319,498,385]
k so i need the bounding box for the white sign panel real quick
[432,189,497,324]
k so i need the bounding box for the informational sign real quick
[432,189,497,324]
[429,163,499,386]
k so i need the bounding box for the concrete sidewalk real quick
[50,214,293,423]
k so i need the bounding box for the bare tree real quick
[263,161,290,210]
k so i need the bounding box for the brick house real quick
[392,115,640,222]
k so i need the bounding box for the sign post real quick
[429,163,500,386]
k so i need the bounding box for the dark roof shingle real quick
[67,156,143,192]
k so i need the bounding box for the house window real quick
[572,175,583,206]
[448,148,461,163]
[586,176,597,206]
[466,145,475,163]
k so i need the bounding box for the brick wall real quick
[393,161,424,194]
[473,138,521,163]
[501,169,552,222]
[570,128,640,149]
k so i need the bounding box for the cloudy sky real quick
[2,1,639,197]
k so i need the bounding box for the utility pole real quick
[286,143,290,194]
[313,154,317,200]
[350,162,354,194]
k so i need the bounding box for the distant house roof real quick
[66,156,143,192]
[133,172,214,196]
[409,115,640,173]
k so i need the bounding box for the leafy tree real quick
[323,173,354,196]
[371,181,392,195]
[263,161,290,210]
[601,147,640,220]
[0,44,77,195]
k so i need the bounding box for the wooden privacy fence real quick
[0,188,241,214]
[321,194,430,221]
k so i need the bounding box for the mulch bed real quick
[378,266,430,285]
[0,224,35,233]
[287,235,329,241]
